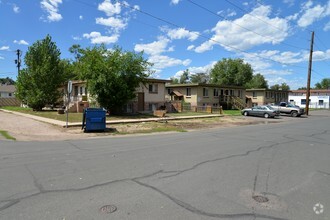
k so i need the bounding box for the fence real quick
[0,97,21,107]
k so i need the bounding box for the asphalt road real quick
[0,111,329,220]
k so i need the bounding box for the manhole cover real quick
[99,205,117,214]
[252,195,269,203]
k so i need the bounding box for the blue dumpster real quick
[82,108,106,132]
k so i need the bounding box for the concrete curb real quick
[0,109,223,128]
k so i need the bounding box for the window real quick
[149,84,158,93]
[220,89,224,95]
[253,91,257,98]
[203,88,209,97]
[74,86,78,96]
[266,92,269,98]
[238,90,241,98]
[8,93,12,97]
[301,99,310,104]
[167,88,173,95]
[230,90,234,96]
[213,103,218,107]
[149,103,157,111]
[80,87,83,95]
[213,88,219,97]
[319,100,324,106]
[186,88,191,96]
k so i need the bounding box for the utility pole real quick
[15,49,21,75]
[305,31,314,116]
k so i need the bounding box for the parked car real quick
[271,102,304,117]
[241,105,280,118]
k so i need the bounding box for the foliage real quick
[170,77,179,84]
[210,58,253,86]
[270,83,290,90]
[15,35,68,110]
[0,77,15,85]
[75,45,152,113]
[245,73,268,89]
[297,87,307,90]
[314,78,330,89]
[179,69,190,84]
[190,72,210,84]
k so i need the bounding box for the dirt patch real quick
[0,110,281,141]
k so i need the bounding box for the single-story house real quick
[0,85,15,98]
[0,84,20,107]
[245,88,289,106]
[289,89,330,109]
[165,83,246,110]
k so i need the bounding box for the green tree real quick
[15,35,67,110]
[0,77,15,85]
[179,69,190,84]
[297,87,307,90]
[210,58,253,86]
[76,45,152,113]
[314,78,330,89]
[190,72,210,84]
[270,83,290,90]
[170,77,179,84]
[245,73,268,89]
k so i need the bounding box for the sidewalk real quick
[0,109,223,128]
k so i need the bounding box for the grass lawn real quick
[223,110,242,116]
[1,106,224,123]
[0,130,16,140]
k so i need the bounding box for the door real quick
[137,92,144,111]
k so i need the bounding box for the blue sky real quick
[0,0,329,89]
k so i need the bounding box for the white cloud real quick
[217,9,237,18]
[79,15,83,20]
[194,5,289,53]
[98,0,121,16]
[0,56,4,60]
[96,17,127,30]
[13,4,20,13]
[170,0,181,5]
[72,36,82,41]
[312,49,330,61]
[283,0,295,7]
[173,61,216,78]
[187,45,195,51]
[165,27,199,41]
[324,21,330,31]
[297,0,330,27]
[40,0,63,22]
[149,55,191,70]
[13,40,29,45]
[134,37,171,55]
[83,32,119,44]
[0,46,10,51]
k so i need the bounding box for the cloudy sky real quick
[0,0,329,89]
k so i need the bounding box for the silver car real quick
[241,105,280,118]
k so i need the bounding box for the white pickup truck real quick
[271,102,305,117]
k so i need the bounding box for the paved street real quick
[0,111,329,220]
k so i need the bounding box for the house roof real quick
[166,83,245,89]
[290,89,330,93]
[0,85,15,93]
[170,90,183,97]
[246,88,290,92]
[70,78,171,85]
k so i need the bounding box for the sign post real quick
[66,80,72,128]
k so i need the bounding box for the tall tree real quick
[314,78,330,89]
[179,69,190,84]
[170,77,179,84]
[270,83,290,90]
[190,72,210,84]
[15,35,67,110]
[76,45,152,113]
[210,58,253,86]
[245,73,268,89]
[0,77,15,85]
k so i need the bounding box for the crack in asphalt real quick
[160,140,295,179]
[131,179,288,220]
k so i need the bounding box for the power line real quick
[120,1,308,70]
[186,0,307,51]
